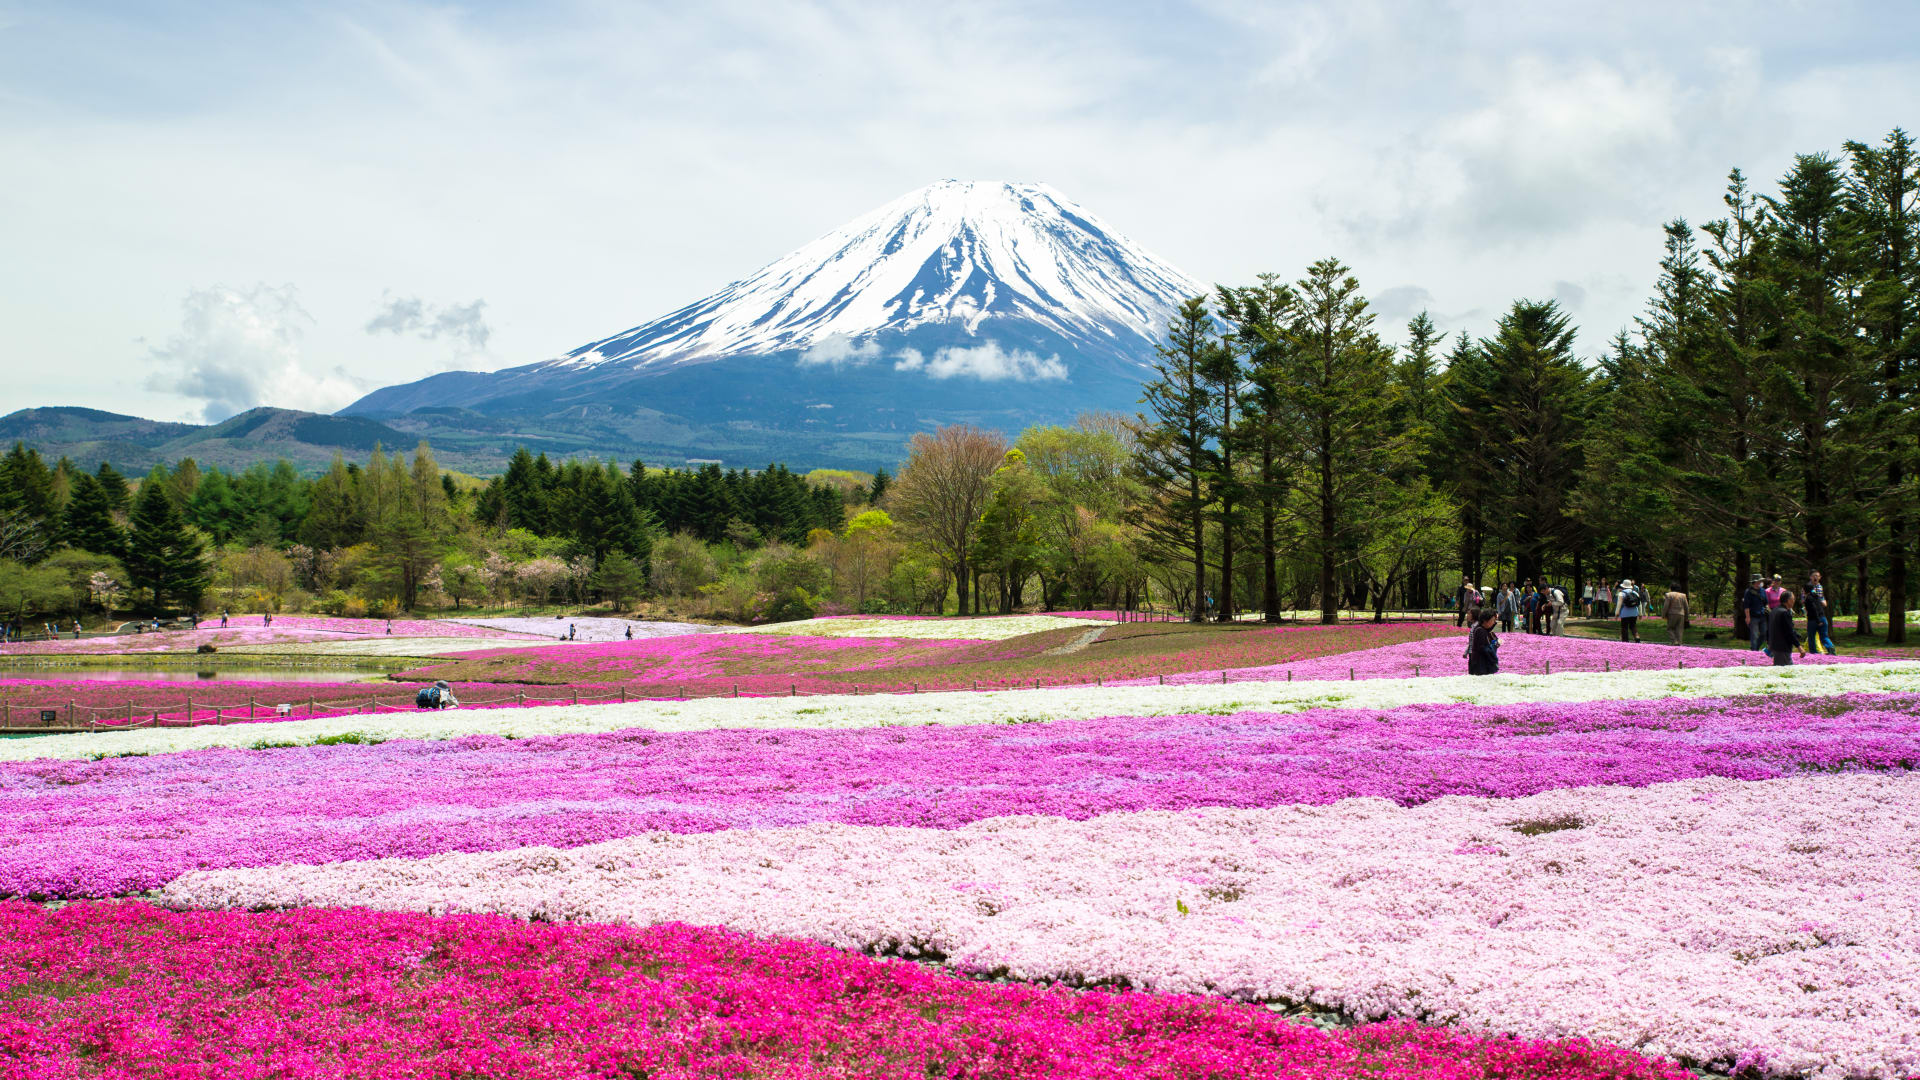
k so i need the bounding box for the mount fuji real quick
[342,181,1205,469]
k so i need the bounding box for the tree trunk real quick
[1733,550,1752,641]
[1318,432,1336,624]
[1856,554,1874,635]
[1261,441,1279,623]
[1190,477,1206,623]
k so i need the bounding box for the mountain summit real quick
[343,181,1203,468]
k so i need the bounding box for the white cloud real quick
[142,284,368,422]
[893,342,1068,382]
[796,332,882,368]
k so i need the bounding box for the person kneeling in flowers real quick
[414,680,460,709]
[1466,608,1500,676]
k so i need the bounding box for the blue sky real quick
[3,0,1917,422]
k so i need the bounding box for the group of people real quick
[1741,572,1828,662]
[0,621,83,642]
[1456,580,1571,636]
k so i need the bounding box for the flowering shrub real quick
[8,691,1918,898]
[10,660,1920,763]
[1,902,1692,1080]
[164,773,1920,1080]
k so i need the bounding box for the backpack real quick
[415,687,440,709]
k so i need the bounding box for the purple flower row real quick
[5,690,1917,898]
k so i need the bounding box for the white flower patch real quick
[217,637,557,658]
[164,772,1920,1079]
[9,661,1920,763]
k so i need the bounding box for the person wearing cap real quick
[1616,579,1644,643]
[1741,575,1770,651]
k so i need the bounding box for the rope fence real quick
[0,651,1817,734]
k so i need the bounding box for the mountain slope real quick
[342,181,1204,466]
[0,407,413,474]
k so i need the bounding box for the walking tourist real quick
[1595,580,1611,617]
[1662,587,1689,645]
[1765,574,1785,611]
[1742,576,1769,651]
[1467,608,1500,676]
[1496,583,1517,632]
[1804,571,1835,654]
[1582,583,1594,617]
[1617,579,1644,643]
[1455,577,1472,627]
[1550,585,1568,635]
[220,609,229,628]
[1767,590,1806,666]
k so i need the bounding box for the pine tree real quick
[126,480,207,612]
[1467,299,1590,584]
[94,463,130,516]
[61,473,124,558]
[867,467,891,505]
[1279,259,1403,623]
[1844,129,1919,640]
[1131,296,1217,621]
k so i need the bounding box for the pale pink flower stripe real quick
[166,772,1920,1079]
[8,691,1920,899]
[1108,632,1864,686]
[194,615,533,638]
[1,904,1693,1080]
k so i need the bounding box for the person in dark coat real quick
[1741,576,1769,651]
[1467,609,1500,676]
[1804,571,1835,654]
[1767,590,1806,666]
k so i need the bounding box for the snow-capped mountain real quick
[341,181,1205,468]
[548,180,1203,378]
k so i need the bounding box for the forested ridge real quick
[1,131,1914,641]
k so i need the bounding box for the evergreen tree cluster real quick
[1132,127,1918,639]
[477,451,846,551]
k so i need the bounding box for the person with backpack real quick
[1466,608,1500,675]
[415,681,459,710]
[1616,579,1644,643]
[1767,591,1806,666]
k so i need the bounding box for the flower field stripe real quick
[1105,632,1864,685]
[8,692,1919,899]
[720,614,1099,639]
[0,903,1693,1080]
[163,773,1920,1079]
[8,660,1920,762]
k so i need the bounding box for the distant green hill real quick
[0,406,420,474]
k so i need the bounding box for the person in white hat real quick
[1616,579,1644,643]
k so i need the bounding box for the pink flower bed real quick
[7,691,1916,898]
[1,902,1689,1080]
[167,773,1920,1079]
[1109,632,1865,686]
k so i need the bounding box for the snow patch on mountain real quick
[546,180,1204,379]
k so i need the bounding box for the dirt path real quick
[1042,626,1106,656]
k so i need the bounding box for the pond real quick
[1,668,385,684]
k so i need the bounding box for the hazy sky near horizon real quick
[3,0,1917,423]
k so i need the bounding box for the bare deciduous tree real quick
[890,424,1008,615]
